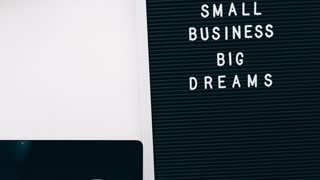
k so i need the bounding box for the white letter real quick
[200,27,209,41]
[265,24,274,38]
[201,4,210,18]
[212,27,221,40]
[248,74,258,88]
[213,4,223,17]
[228,2,237,16]
[217,53,225,67]
[236,52,244,66]
[264,74,273,87]
[204,76,213,89]
[232,75,241,88]
[254,2,262,16]
[189,27,197,41]
[228,52,233,66]
[218,75,227,89]
[189,77,198,90]
[242,3,250,16]
[225,26,229,40]
[232,25,241,39]
[244,25,253,39]
[255,25,264,39]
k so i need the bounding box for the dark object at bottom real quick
[0,141,142,180]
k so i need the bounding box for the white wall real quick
[0,0,154,179]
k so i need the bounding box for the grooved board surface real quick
[147,0,320,179]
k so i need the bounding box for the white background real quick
[0,0,154,179]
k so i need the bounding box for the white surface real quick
[0,0,154,179]
[136,1,155,180]
[0,0,139,139]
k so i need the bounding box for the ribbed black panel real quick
[147,0,320,180]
